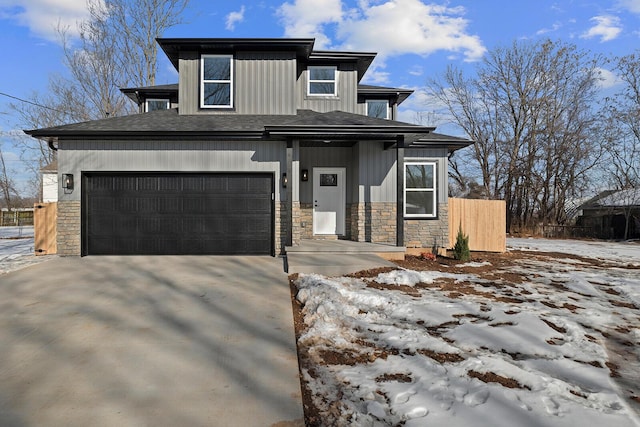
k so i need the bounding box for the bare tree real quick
[109,0,189,87]
[428,39,604,232]
[13,0,189,168]
[601,51,640,239]
[0,147,17,210]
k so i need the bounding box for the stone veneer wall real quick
[350,203,365,242]
[369,202,396,244]
[57,200,81,256]
[291,201,300,246]
[349,202,396,244]
[276,201,286,254]
[298,203,313,240]
[404,203,449,249]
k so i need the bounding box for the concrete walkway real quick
[0,256,303,427]
[285,240,401,276]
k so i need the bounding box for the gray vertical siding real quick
[178,51,199,115]
[356,144,449,203]
[58,139,286,202]
[179,51,297,115]
[293,143,449,204]
[298,146,354,203]
[296,65,359,113]
[357,141,397,202]
[235,52,296,114]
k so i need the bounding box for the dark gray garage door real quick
[83,173,273,255]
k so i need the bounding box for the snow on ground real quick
[294,239,640,426]
[0,226,52,274]
[509,237,640,267]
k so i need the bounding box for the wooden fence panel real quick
[0,209,34,226]
[34,202,57,255]
[448,198,506,252]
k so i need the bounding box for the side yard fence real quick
[1,209,34,226]
[448,198,506,253]
[34,202,57,256]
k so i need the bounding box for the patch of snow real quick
[0,226,34,239]
[0,229,52,274]
[294,239,640,426]
[459,261,492,267]
[508,237,640,266]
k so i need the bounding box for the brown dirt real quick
[288,250,639,425]
[468,370,531,390]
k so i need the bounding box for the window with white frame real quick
[366,99,389,119]
[404,162,437,218]
[145,98,170,112]
[201,54,233,108]
[308,66,337,96]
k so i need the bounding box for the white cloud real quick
[276,0,485,59]
[408,65,423,76]
[581,15,622,42]
[277,0,343,48]
[536,21,562,36]
[618,0,640,14]
[225,5,246,31]
[0,0,91,40]
[338,0,485,62]
[362,64,391,84]
[596,67,622,89]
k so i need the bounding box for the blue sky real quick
[1,0,640,192]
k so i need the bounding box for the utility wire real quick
[0,91,69,115]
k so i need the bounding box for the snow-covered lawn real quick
[293,238,640,426]
[0,226,52,274]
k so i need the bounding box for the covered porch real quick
[265,110,473,257]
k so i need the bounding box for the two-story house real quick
[26,38,472,257]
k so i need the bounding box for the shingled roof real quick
[25,108,472,150]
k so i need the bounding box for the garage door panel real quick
[84,173,273,255]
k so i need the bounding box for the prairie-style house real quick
[26,38,471,256]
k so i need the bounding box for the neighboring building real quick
[25,38,472,256]
[577,189,640,239]
[41,160,58,203]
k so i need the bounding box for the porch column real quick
[396,135,404,246]
[286,139,293,247]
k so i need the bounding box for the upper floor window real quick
[366,100,389,119]
[201,54,233,108]
[404,162,437,218]
[308,66,337,96]
[145,98,170,112]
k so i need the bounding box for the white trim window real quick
[201,54,233,108]
[145,98,170,112]
[404,161,437,218]
[307,66,337,96]
[366,99,389,119]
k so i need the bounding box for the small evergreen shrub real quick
[453,224,470,262]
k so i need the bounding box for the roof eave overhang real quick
[24,131,267,140]
[385,138,474,151]
[265,125,431,135]
[309,51,377,81]
[357,88,414,104]
[158,38,317,70]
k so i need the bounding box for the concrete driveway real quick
[0,256,303,427]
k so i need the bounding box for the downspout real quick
[47,138,58,152]
[396,135,404,247]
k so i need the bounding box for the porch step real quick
[284,240,405,276]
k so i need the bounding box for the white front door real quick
[313,168,346,235]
